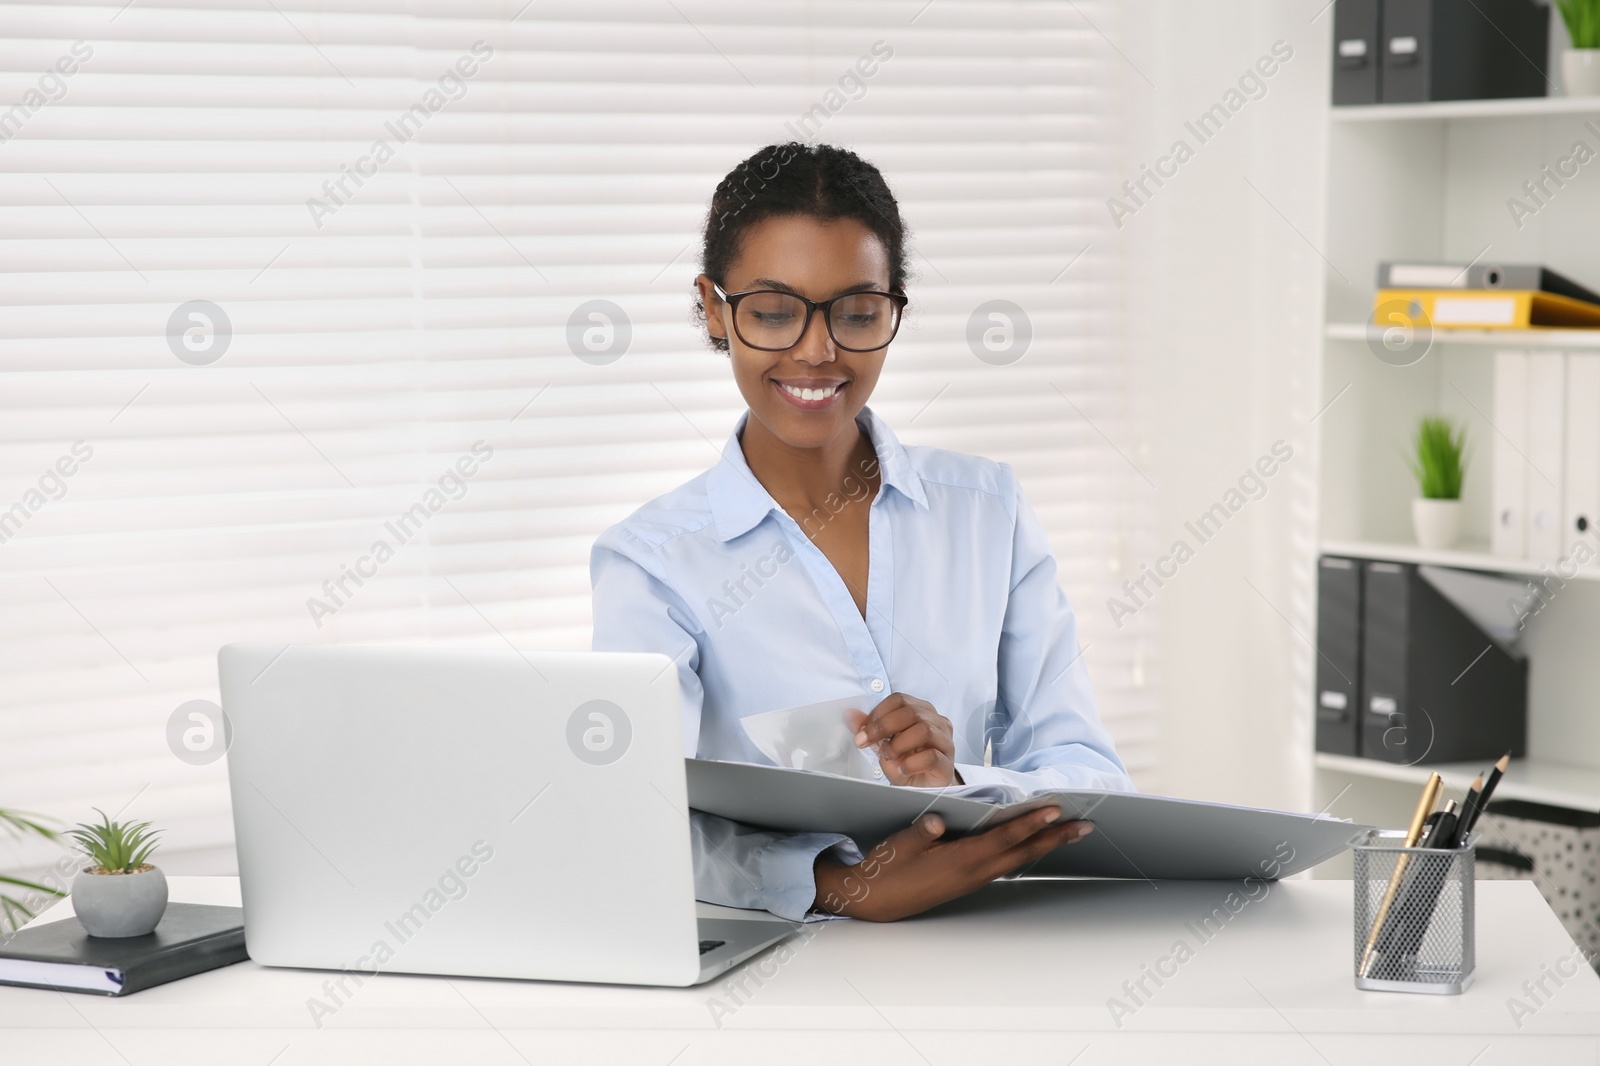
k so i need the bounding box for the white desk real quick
[2,875,1598,1064]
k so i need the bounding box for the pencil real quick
[1452,773,1486,850]
[1359,771,1441,978]
[1456,753,1511,846]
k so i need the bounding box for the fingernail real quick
[1073,824,1096,840]
[854,731,868,746]
[1042,808,1060,824]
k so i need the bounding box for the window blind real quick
[0,0,1156,872]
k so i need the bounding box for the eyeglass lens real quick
[733,292,898,351]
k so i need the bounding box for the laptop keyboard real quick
[698,939,725,956]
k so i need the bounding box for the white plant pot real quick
[1563,50,1600,96]
[72,866,168,937]
[1412,498,1463,551]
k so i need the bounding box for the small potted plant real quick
[1409,416,1467,551]
[1558,0,1600,95]
[67,810,167,938]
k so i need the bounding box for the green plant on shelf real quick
[65,809,162,876]
[0,808,64,932]
[1408,416,1467,500]
[1558,0,1600,49]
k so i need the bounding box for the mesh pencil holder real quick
[1353,828,1475,994]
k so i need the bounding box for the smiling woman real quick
[692,148,908,617]
[589,143,1133,923]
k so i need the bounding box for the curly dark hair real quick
[694,142,911,351]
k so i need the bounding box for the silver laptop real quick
[219,643,798,987]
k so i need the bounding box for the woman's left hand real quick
[851,693,959,787]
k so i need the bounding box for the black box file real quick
[1315,556,1363,756]
[1378,0,1548,104]
[1359,560,1527,765]
[1331,0,1382,106]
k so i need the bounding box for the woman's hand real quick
[813,808,1095,922]
[851,692,958,787]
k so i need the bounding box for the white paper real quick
[906,780,1028,805]
[740,695,883,781]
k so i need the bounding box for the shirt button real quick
[870,678,885,693]
[873,766,884,779]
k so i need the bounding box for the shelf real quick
[1332,96,1600,123]
[1314,753,1600,813]
[1325,323,1600,348]
[1319,538,1591,580]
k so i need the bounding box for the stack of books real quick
[1376,262,1600,330]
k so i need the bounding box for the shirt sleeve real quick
[590,530,862,920]
[689,813,864,921]
[952,467,1137,795]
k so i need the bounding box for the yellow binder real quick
[1376,288,1600,330]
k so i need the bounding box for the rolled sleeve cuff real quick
[757,832,863,921]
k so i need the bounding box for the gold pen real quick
[1358,771,1441,978]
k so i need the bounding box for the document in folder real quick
[686,759,1368,881]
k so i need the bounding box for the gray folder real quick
[686,759,1368,881]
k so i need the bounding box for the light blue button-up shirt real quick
[590,407,1133,920]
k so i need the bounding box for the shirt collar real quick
[706,405,929,543]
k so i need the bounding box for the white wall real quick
[1113,1,1331,811]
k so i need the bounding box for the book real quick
[1377,262,1600,305]
[685,758,1368,881]
[0,902,247,996]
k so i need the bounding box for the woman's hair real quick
[694,142,910,351]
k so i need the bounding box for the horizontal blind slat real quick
[0,0,1155,869]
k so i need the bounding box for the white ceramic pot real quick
[71,866,168,937]
[1412,498,1463,551]
[1563,50,1600,96]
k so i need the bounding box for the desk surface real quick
[2,876,1598,1064]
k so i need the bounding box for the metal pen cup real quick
[1353,828,1476,994]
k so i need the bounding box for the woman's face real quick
[698,214,893,452]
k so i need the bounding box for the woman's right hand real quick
[812,806,1095,922]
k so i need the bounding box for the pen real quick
[1421,799,1459,849]
[1455,753,1511,847]
[1417,809,1445,846]
[1359,772,1442,978]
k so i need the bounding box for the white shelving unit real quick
[1332,96,1600,123]
[1312,93,1600,863]
[1319,537,1597,580]
[1315,753,1600,814]
[1326,322,1600,349]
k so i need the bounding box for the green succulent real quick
[1558,0,1600,49]
[65,809,162,875]
[1408,416,1467,500]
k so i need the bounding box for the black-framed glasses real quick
[711,282,907,353]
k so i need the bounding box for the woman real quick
[591,142,1133,922]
